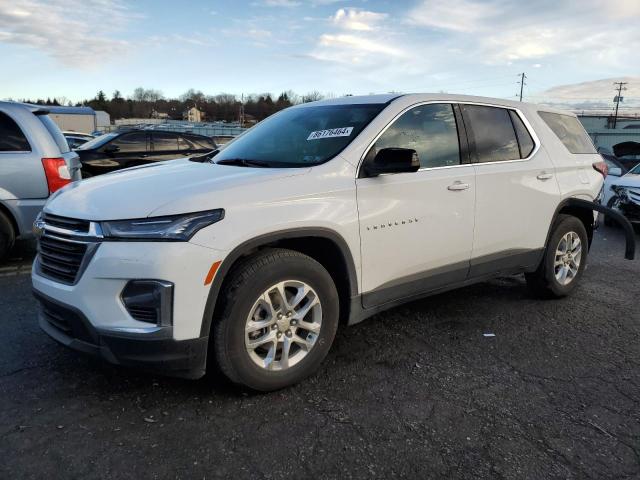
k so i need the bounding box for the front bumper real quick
[35,290,208,379]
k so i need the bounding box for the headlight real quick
[101,209,224,241]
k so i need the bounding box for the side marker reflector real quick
[204,260,222,286]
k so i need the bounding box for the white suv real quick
[31,94,635,390]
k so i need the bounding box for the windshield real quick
[77,132,119,150]
[213,103,387,167]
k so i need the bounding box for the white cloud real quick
[0,0,134,68]
[332,8,387,31]
[316,33,404,59]
[262,0,301,7]
[407,0,498,32]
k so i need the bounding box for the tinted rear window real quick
[462,105,520,163]
[0,111,31,151]
[509,111,535,158]
[37,114,70,153]
[538,112,596,154]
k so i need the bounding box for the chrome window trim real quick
[357,100,541,176]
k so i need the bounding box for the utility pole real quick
[518,72,527,102]
[613,81,628,129]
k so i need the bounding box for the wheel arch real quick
[542,197,635,263]
[199,228,359,337]
[0,201,20,236]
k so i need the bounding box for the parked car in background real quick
[603,162,640,227]
[75,129,217,176]
[32,94,634,390]
[0,101,82,259]
[63,131,95,150]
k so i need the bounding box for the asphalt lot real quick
[1,226,639,479]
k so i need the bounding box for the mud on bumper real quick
[34,290,208,379]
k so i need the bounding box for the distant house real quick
[151,109,170,120]
[184,106,203,122]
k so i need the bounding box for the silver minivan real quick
[0,102,82,259]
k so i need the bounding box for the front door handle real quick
[537,172,554,181]
[448,181,470,191]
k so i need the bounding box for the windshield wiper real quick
[216,158,272,168]
[190,149,219,163]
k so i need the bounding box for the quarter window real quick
[462,105,520,163]
[372,103,460,169]
[0,111,31,152]
[538,112,596,154]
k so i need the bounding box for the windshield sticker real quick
[307,127,354,141]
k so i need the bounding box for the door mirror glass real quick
[363,148,420,177]
[608,166,622,177]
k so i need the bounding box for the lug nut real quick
[286,311,292,317]
[271,324,278,330]
[277,332,282,339]
[290,319,297,326]
[277,313,283,319]
[285,330,292,337]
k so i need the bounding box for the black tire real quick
[212,248,339,391]
[525,214,588,298]
[0,210,16,261]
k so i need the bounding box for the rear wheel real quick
[0,210,16,261]
[525,214,588,298]
[212,248,339,391]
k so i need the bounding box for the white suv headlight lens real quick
[101,209,224,241]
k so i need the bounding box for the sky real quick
[1,0,639,110]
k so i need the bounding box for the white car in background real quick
[603,162,640,226]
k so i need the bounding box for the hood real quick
[44,159,308,220]
[612,173,640,189]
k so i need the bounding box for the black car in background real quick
[76,130,217,176]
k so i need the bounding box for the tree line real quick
[19,88,330,123]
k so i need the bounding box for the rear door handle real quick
[537,172,553,180]
[447,181,470,191]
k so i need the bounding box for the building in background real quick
[577,112,640,160]
[43,105,110,134]
[184,106,203,122]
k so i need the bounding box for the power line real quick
[613,81,628,128]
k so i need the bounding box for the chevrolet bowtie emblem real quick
[33,218,46,238]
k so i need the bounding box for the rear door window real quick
[0,111,31,152]
[152,132,179,152]
[111,132,148,153]
[509,111,535,158]
[461,105,520,163]
[538,112,596,154]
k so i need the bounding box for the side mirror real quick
[363,148,420,177]
[104,144,120,154]
[609,167,622,177]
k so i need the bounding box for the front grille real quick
[36,214,99,285]
[38,234,88,284]
[42,213,90,233]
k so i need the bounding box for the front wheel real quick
[525,214,588,298]
[212,248,339,391]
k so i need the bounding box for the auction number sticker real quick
[307,127,354,141]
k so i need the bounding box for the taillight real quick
[592,161,608,178]
[41,158,72,194]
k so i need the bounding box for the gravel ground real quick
[1,226,638,479]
